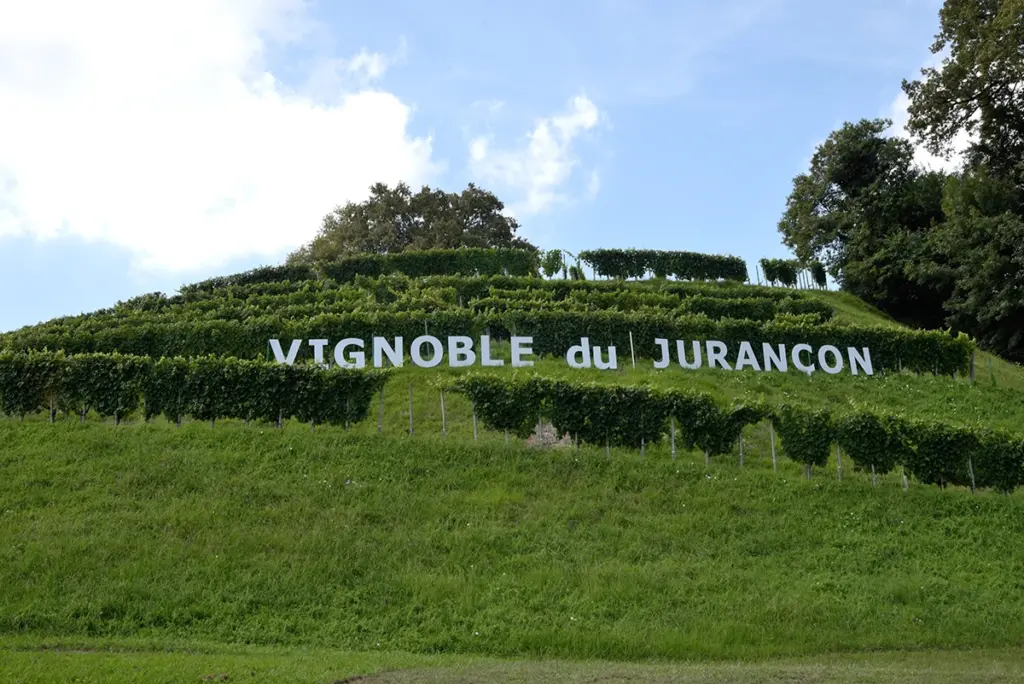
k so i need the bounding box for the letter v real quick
[270,339,302,364]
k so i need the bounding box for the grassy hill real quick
[3,257,1024,681]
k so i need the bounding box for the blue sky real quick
[0,0,948,332]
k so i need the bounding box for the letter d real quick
[566,337,592,369]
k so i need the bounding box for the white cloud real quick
[468,95,601,216]
[888,91,973,173]
[0,2,439,274]
[887,51,974,173]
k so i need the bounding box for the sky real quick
[0,0,961,332]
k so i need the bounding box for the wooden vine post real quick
[440,389,447,436]
[670,416,677,460]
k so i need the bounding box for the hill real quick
[2,248,1024,681]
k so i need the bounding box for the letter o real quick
[817,345,843,374]
[411,335,443,368]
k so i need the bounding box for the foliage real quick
[180,264,316,296]
[776,118,952,330]
[321,248,541,282]
[901,0,1024,183]
[972,428,1024,494]
[810,261,828,288]
[835,411,898,475]
[904,420,977,488]
[691,400,772,459]
[774,404,834,472]
[287,182,536,264]
[759,258,799,287]
[0,351,389,427]
[448,374,544,438]
[445,374,1021,491]
[540,250,566,279]
[929,170,1024,361]
[578,249,748,282]
[0,303,973,376]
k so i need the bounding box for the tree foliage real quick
[902,0,1024,184]
[0,351,389,427]
[774,1,1024,360]
[288,182,535,263]
[579,249,748,282]
[777,119,951,330]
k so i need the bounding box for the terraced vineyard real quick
[2,248,1023,681]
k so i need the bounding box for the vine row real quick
[0,351,388,428]
[448,375,1022,493]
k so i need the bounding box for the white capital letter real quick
[735,341,762,371]
[762,343,788,372]
[411,335,443,368]
[511,336,534,367]
[677,341,702,370]
[848,347,873,376]
[373,337,403,368]
[792,344,815,375]
[818,345,843,374]
[653,339,671,369]
[309,339,329,368]
[480,335,504,367]
[270,339,302,365]
[706,341,732,370]
[334,339,366,368]
[448,336,476,368]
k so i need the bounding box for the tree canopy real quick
[778,0,1024,360]
[288,182,535,264]
[778,119,950,329]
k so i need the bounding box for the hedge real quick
[447,374,1023,493]
[1,309,973,376]
[760,258,828,289]
[579,249,748,282]
[180,264,316,295]
[3,358,1018,493]
[0,351,389,428]
[0,277,822,349]
[759,258,799,287]
[320,248,540,282]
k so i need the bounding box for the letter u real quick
[676,340,702,369]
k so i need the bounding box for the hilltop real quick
[2,248,1023,682]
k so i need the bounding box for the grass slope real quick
[3,421,1023,664]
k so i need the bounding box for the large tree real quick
[931,169,1024,360]
[288,182,535,263]
[778,119,950,328]
[902,0,1024,184]
[899,0,1024,358]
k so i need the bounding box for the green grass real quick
[2,420,1023,664]
[6,283,1024,678]
[349,352,1024,437]
[3,638,1023,683]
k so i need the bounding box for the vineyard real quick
[0,247,1017,495]
[3,246,1024,678]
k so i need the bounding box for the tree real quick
[902,0,1024,184]
[288,182,535,263]
[930,169,1024,360]
[777,119,951,328]
[540,250,566,279]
